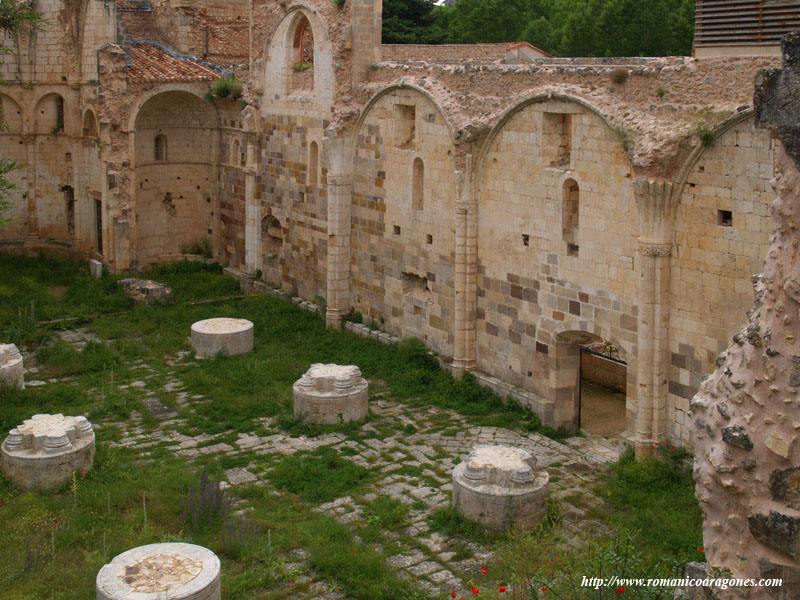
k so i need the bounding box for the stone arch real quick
[550,319,636,433]
[132,90,219,265]
[81,109,98,137]
[1,94,23,132]
[476,92,630,179]
[34,93,65,134]
[262,7,334,105]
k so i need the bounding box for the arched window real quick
[562,178,579,255]
[412,158,424,211]
[308,141,319,186]
[290,15,314,92]
[34,94,66,133]
[82,110,98,137]
[154,134,167,161]
[262,215,283,254]
[231,137,241,166]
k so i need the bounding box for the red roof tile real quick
[128,43,223,83]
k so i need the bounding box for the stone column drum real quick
[0,344,24,389]
[2,414,95,490]
[96,543,221,600]
[293,364,369,425]
[191,318,254,358]
[452,445,549,531]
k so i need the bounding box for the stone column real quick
[23,134,36,239]
[243,140,260,276]
[633,179,677,456]
[453,158,477,372]
[323,137,353,329]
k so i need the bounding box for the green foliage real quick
[610,67,630,85]
[382,0,445,44]
[333,0,347,7]
[363,495,410,533]
[269,446,373,503]
[180,238,213,258]
[425,0,695,57]
[525,532,680,598]
[35,340,121,378]
[599,446,704,564]
[209,75,243,100]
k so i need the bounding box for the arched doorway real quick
[552,330,631,440]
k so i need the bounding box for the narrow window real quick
[290,15,314,92]
[412,158,424,211]
[308,141,319,186]
[562,178,579,253]
[718,210,733,227]
[231,137,240,166]
[395,104,416,148]
[95,199,103,255]
[154,134,167,161]
[55,96,64,133]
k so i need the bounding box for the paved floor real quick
[25,329,623,599]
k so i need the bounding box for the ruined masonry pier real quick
[293,364,369,425]
[191,318,254,358]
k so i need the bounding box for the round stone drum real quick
[293,363,369,425]
[191,318,254,358]
[96,543,221,600]
[2,414,95,490]
[0,343,24,389]
[452,444,549,531]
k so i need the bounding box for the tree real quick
[0,1,43,228]
[383,0,445,44]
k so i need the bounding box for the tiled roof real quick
[128,42,224,83]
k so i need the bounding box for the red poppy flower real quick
[616,586,625,594]
[452,592,457,598]
[699,546,704,552]
[480,568,488,574]
[472,585,479,594]
[498,586,506,593]
[542,587,547,592]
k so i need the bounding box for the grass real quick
[269,446,373,504]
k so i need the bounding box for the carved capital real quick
[638,241,672,257]
[634,178,678,245]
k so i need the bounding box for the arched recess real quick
[666,112,777,447]
[261,215,283,284]
[350,84,458,357]
[549,320,636,435]
[476,93,639,432]
[261,7,334,106]
[133,89,219,266]
[81,109,98,137]
[34,93,65,134]
[1,95,23,132]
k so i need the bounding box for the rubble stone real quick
[0,344,24,389]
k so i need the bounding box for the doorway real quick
[578,341,627,439]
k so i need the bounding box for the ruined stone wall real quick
[351,87,457,356]
[477,99,639,429]
[668,118,778,446]
[132,90,218,265]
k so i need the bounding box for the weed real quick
[333,0,346,7]
[612,124,636,152]
[363,495,410,531]
[656,86,666,98]
[348,310,363,324]
[292,63,313,72]
[269,446,373,503]
[210,76,243,100]
[610,67,629,85]
[180,469,232,535]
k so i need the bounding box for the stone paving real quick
[22,331,623,599]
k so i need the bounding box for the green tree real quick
[382,0,445,44]
[0,1,43,228]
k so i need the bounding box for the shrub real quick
[181,469,232,535]
[210,76,243,100]
[610,67,629,85]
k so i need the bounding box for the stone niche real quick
[293,363,369,425]
[2,414,95,490]
[452,445,549,531]
[191,318,254,358]
[96,543,221,600]
[0,343,24,389]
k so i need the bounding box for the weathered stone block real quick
[117,279,174,305]
[748,510,800,559]
[452,445,549,532]
[0,344,24,389]
[191,318,254,359]
[1,414,95,490]
[89,259,103,279]
[293,364,369,425]
[96,543,220,600]
[721,425,754,451]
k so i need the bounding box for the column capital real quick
[634,178,678,246]
[638,241,672,257]
[327,174,352,188]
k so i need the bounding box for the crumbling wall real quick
[692,33,800,599]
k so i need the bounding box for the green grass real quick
[269,446,373,504]
[598,446,704,565]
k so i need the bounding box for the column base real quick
[451,358,476,374]
[325,308,348,330]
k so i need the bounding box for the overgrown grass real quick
[598,446,704,565]
[269,446,373,504]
